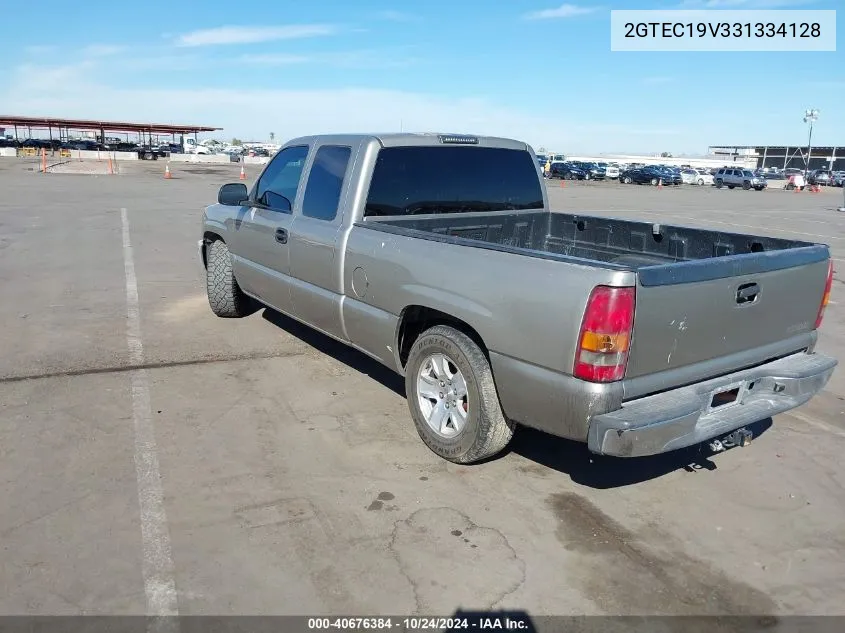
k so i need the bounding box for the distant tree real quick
[660,151,673,157]
[231,138,243,146]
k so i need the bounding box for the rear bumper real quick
[587,351,837,457]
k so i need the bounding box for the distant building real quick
[708,145,844,171]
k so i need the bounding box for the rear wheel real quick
[650,178,658,186]
[405,325,515,464]
[698,178,704,186]
[205,239,252,318]
[623,176,632,184]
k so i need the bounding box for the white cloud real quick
[176,24,338,47]
[0,67,686,154]
[523,4,599,20]
[11,62,97,88]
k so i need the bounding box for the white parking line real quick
[121,208,180,619]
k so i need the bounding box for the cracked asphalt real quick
[1,158,844,620]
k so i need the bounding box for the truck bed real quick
[365,209,816,270]
[363,209,831,396]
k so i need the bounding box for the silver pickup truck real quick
[199,133,837,464]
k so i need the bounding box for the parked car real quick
[714,167,767,191]
[605,163,620,179]
[572,161,606,180]
[550,162,588,180]
[693,169,714,186]
[201,132,837,464]
[620,165,681,185]
[761,170,785,181]
[808,170,832,186]
[830,171,845,187]
[680,169,699,185]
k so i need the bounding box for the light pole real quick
[803,108,819,179]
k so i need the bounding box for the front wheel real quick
[623,176,632,184]
[405,325,515,464]
[698,178,704,186]
[716,179,723,189]
[205,239,253,318]
[742,181,751,190]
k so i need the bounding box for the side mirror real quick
[218,183,249,206]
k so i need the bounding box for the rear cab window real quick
[363,146,544,217]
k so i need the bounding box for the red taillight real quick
[815,260,834,329]
[574,285,636,383]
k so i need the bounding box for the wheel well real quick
[397,306,488,368]
[201,231,224,268]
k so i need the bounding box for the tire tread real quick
[206,239,250,318]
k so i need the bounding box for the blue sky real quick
[1,0,842,154]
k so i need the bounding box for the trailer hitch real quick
[708,427,753,453]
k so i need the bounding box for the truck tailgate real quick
[624,253,831,388]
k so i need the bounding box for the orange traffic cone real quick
[657,178,663,189]
[239,164,246,180]
[164,163,172,179]
[559,178,565,188]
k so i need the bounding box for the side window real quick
[301,145,352,221]
[254,145,310,212]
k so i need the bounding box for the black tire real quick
[728,185,735,189]
[716,179,723,188]
[698,178,704,186]
[742,181,751,190]
[650,178,658,186]
[205,239,252,318]
[623,176,632,184]
[405,325,515,464]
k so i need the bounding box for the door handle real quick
[275,228,288,244]
[736,282,759,304]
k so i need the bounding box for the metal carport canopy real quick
[0,115,220,135]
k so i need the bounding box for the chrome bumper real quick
[587,351,838,457]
